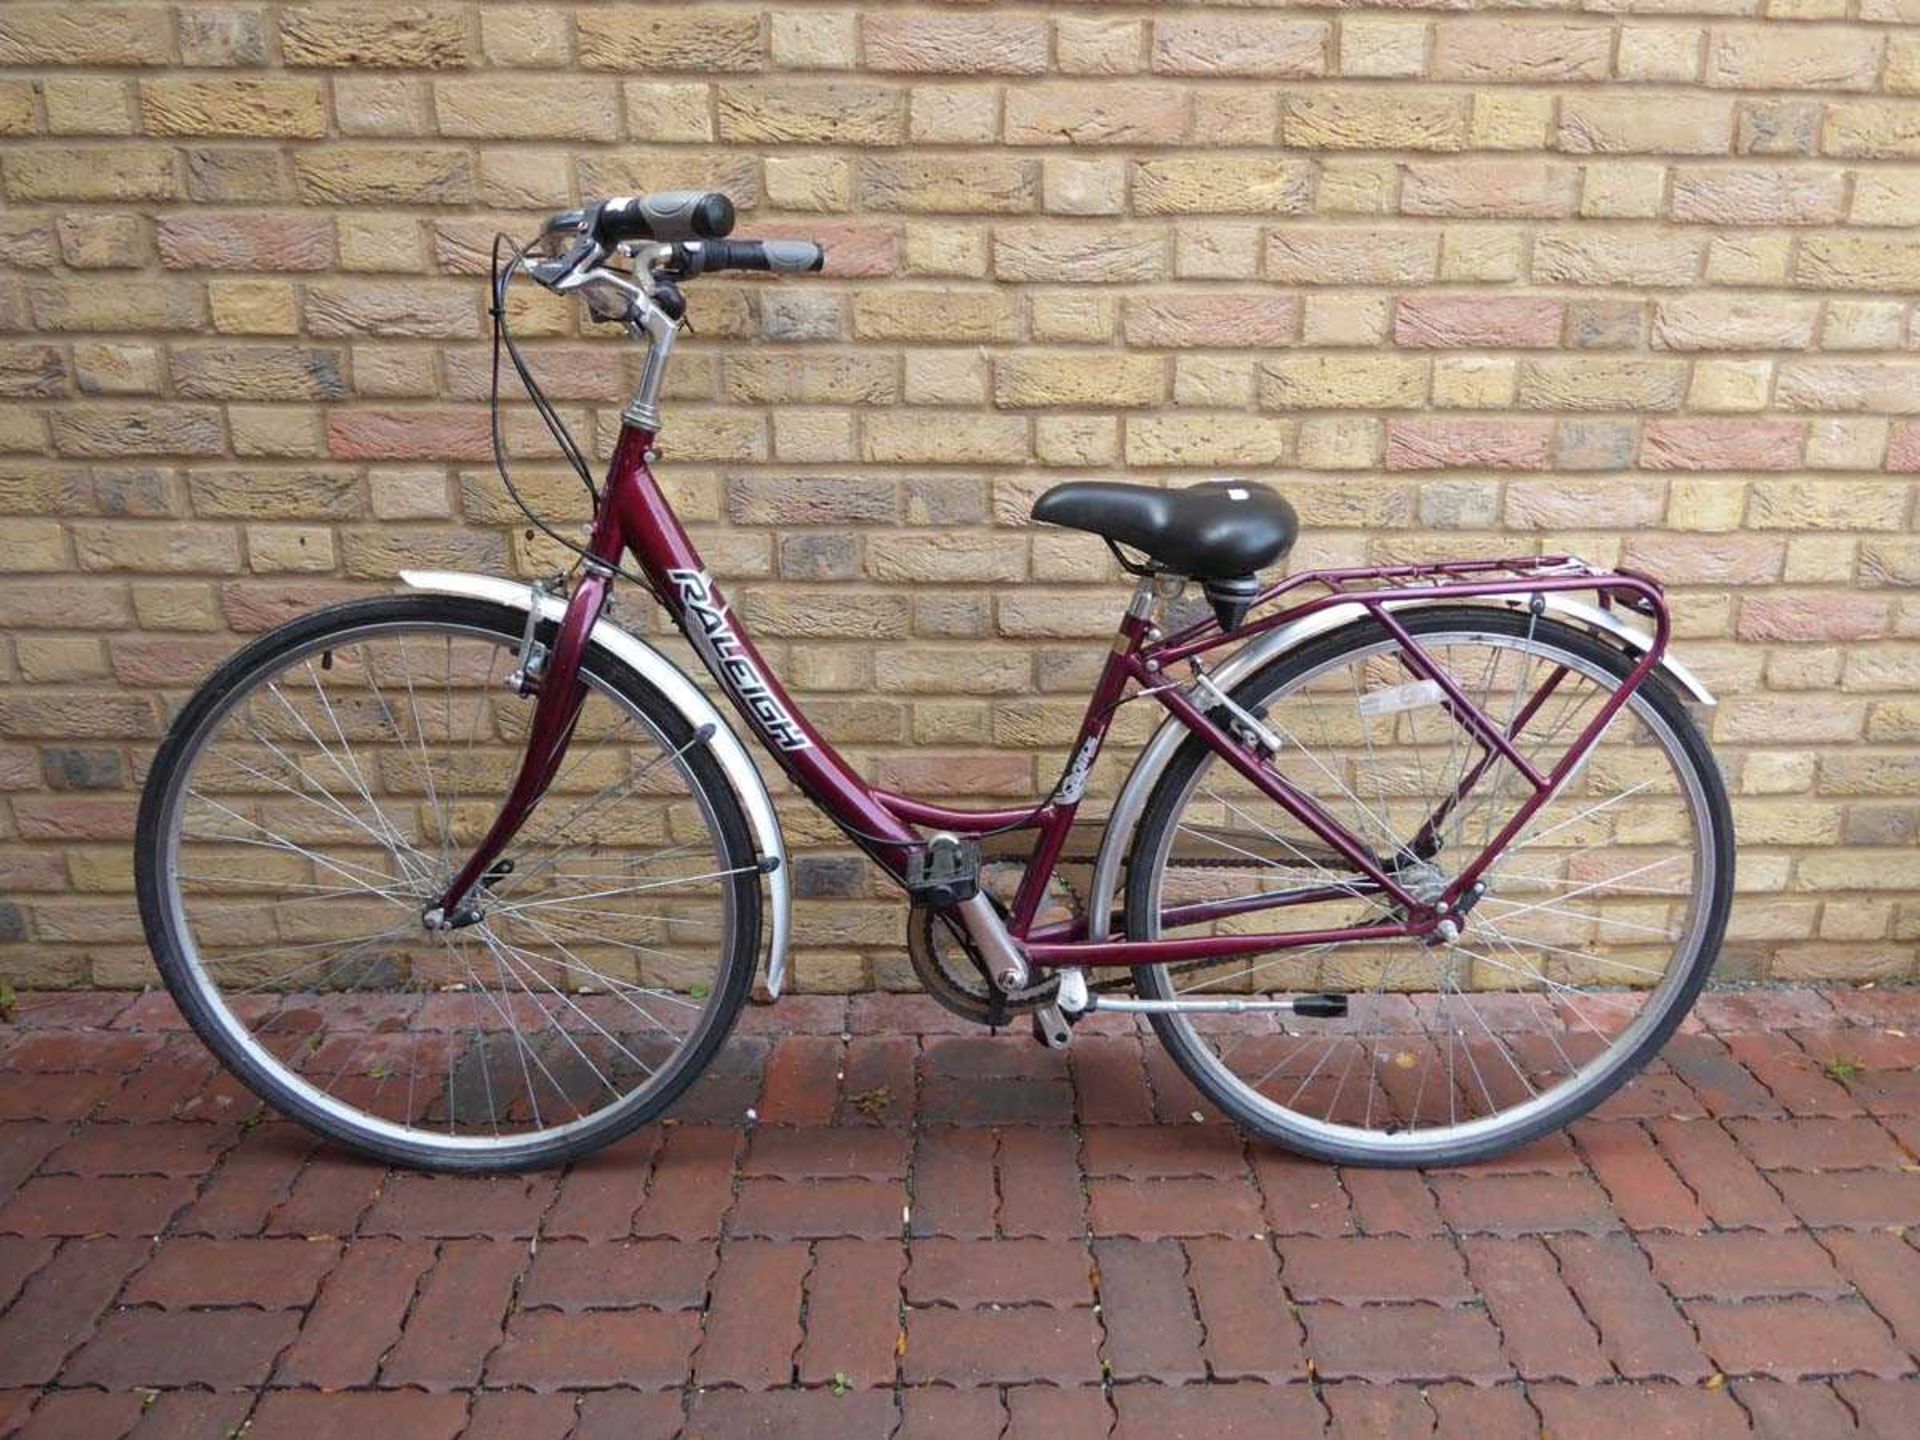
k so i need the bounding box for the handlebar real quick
[530,191,824,292]
[502,192,824,433]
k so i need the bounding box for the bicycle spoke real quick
[1475,894,1677,940]
[385,637,449,875]
[482,929,662,1075]
[488,866,755,916]
[494,909,695,1028]
[478,931,628,1099]
[489,733,706,901]
[280,671,431,889]
[495,909,708,1002]
[185,790,412,896]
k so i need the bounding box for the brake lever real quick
[523,235,602,291]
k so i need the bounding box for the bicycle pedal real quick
[905,835,980,909]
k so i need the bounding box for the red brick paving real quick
[0,986,1918,1436]
[1461,1235,1612,1384]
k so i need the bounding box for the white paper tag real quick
[1356,678,1446,717]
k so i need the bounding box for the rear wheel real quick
[1124,606,1733,1167]
[135,594,762,1173]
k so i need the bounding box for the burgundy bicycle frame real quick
[438,419,1672,974]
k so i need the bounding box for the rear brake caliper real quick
[1193,670,1281,761]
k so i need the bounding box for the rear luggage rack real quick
[1151,552,1672,666]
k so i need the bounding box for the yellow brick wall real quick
[1,3,1917,991]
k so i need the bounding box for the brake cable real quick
[486,232,666,605]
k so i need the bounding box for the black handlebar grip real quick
[677,239,825,275]
[702,241,768,272]
[597,192,735,245]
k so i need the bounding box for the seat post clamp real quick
[1125,576,1157,621]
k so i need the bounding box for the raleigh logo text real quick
[668,569,812,753]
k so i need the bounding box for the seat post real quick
[1125,574,1157,623]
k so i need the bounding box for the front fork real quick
[427,570,611,926]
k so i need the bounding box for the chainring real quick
[905,862,1063,1024]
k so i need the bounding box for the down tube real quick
[600,425,921,871]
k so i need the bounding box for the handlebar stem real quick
[615,244,682,432]
[528,241,682,432]
[526,230,752,436]
[621,280,679,433]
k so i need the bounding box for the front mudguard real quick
[400,569,794,997]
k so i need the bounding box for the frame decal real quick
[1055,735,1100,805]
[669,568,813,752]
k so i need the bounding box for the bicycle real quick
[135,191,1734,1173]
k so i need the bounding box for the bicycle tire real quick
[1124,605,1735,1167]
[135,594,762,1173]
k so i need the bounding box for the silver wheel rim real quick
[154,614,743,1155]
[1137,623,1717,1157]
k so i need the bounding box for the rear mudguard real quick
[1085,595,1716,944]
[400,569,793,997]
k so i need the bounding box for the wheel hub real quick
[1396,858,1449,905]
[422,903,484,933]
[1388,860,1496,947]
[423,857,516,932]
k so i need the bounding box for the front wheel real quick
[135,594,763,1172]
[1124,606,1733,1168]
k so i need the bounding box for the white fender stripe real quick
[400,570,793,997]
